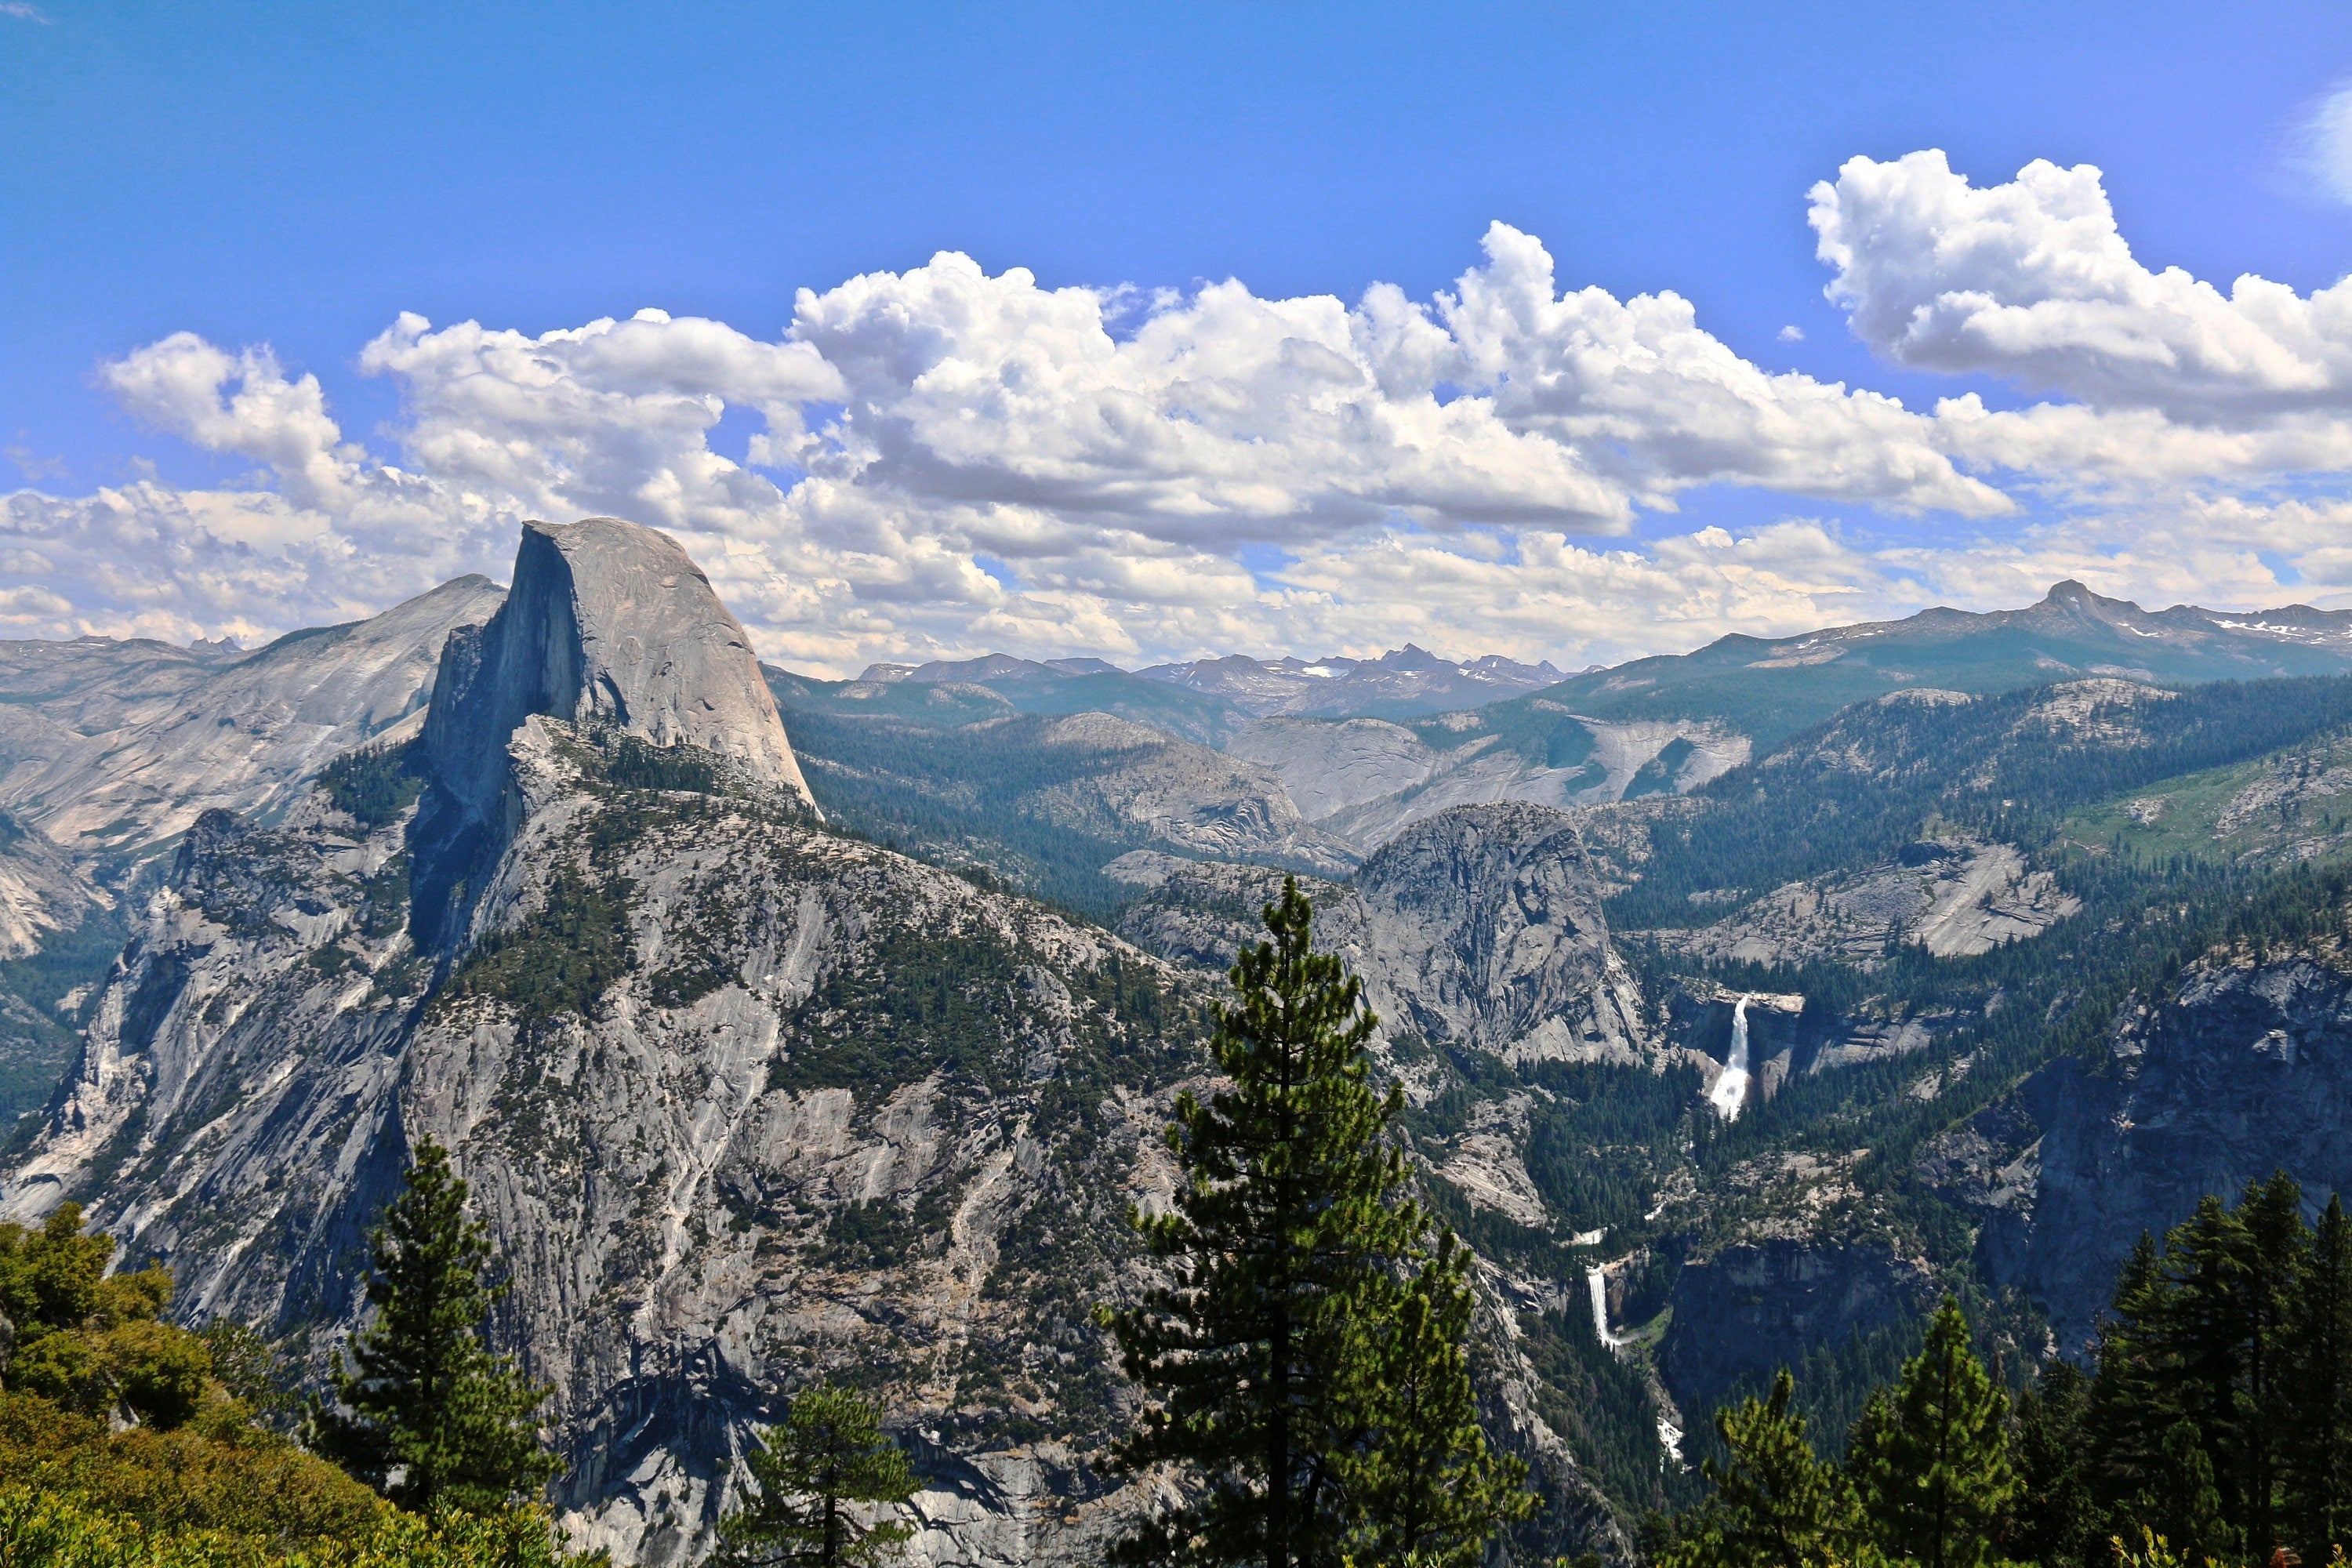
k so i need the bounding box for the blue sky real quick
[8,2,2352,670]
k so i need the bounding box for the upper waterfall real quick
[1708,993,1752,1121]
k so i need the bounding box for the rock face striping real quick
[427,519,811,819]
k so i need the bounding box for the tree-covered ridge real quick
[1610,674,2352,929]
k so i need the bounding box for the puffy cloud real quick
[10,176,2352,673]
[785,230,2004,543]
[1812,150,2352,423]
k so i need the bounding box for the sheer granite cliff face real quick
[1945,954,2352,1357]
[426,519,811,821]
[1657,1239,1937,1431]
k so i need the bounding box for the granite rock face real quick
[0,575,504,871]
[1113,802,1650,1069]
[0,809,104,1117]
[426,519,811,819]
[1657,1239,1937,1428]
[0,808,97,963]
[1227,713,1748,851]
[1981,956,2352,1356]
[1351,804,1649,1065]
[1660,839,2079,967]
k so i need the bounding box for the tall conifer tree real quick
[2011,1359,2098,1568]
[1328,1232,1534,1568]
[714,1379,919,1568]
[1664,1370,1860,1568]
[2287,1195,2352,1561]
[310,1137,560,1514]
[2159,1192,2252,1549]
[2089,1228,2190,1544]
[1846,1298,2014,1568]
[1103,878,1531,1568]
[2237,1171,2308,1559]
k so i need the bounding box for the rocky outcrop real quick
[426,519,811,820]
[1656,838,2078,967]
[1226,713,1748,851]
[0,808,97,963]
[1991,955,2352,1356]
[0,575,504,871]
[1012,714,1354,877]
[1352,805,1648,1065]
[1113,803,1650,1069]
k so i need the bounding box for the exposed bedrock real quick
[426,517,813,821]
[1956,955,2352,1356]
[1113,801,1650,1067]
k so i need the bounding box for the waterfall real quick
[1587,1265,1625,1350]
[1707,993,1752,1121]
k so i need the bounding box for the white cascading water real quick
[1586,1265,1626,1350]
[1706,993,1752,1121]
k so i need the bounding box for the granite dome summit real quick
[426,517,815,819]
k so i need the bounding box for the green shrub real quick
[0,1206,209,1428]
[0,1482,587,1567]
[0,1391,380,1552]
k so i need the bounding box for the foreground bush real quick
[0,1484,583,1568]
[0,1390,381,1550]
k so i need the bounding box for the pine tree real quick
[2147,1417,2230,1562]
[1102,878,1531,1568]
[714,1379,919,1568]
[2286,1195,2352,1561]
[310,1136,560,1514]
[1664,1370,1862,1568]
[2010,1359,2098,1568]
[2159,1192,2252,1552]
[1846,1298,2014,1568]
[2237,1171,2309,1559]
[2089,1231,2181,1525]
[1327,1233,1534,1568]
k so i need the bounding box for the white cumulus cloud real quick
[9,169,2352,673]
[1812,149,2352,423]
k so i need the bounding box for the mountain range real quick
[8,525,2352,1563]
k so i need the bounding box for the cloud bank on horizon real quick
[9,148,2352,675]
